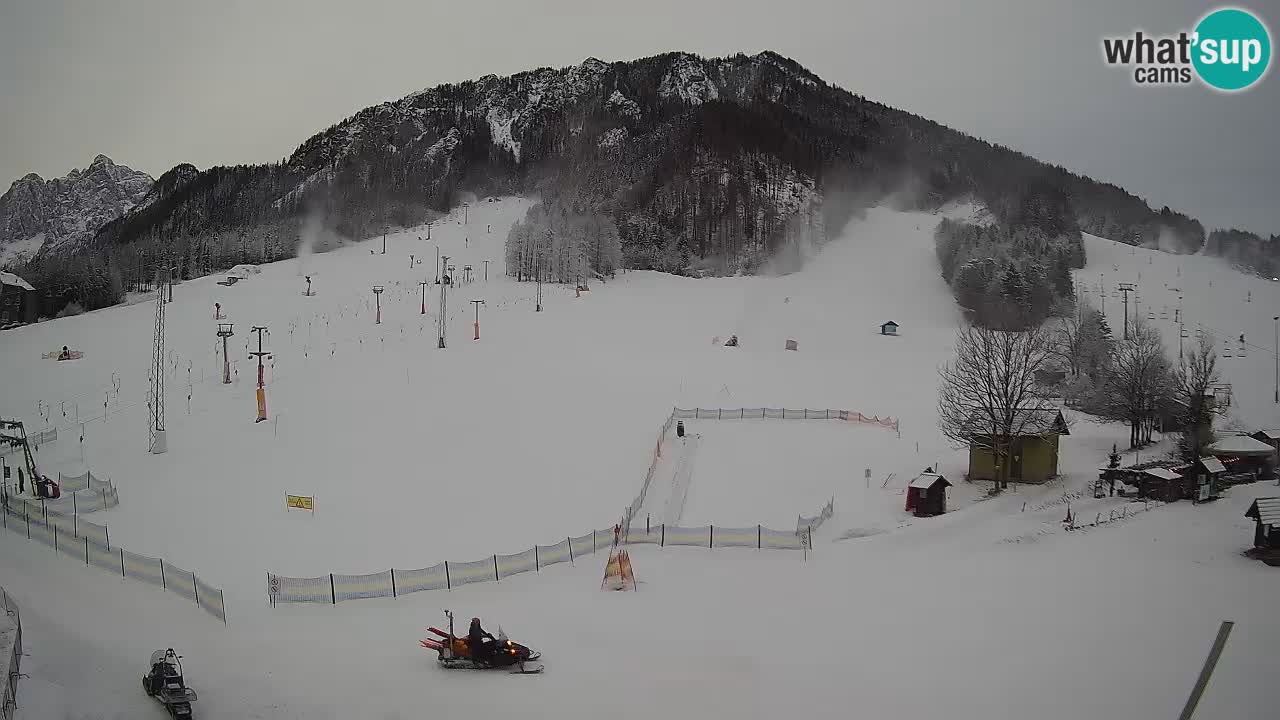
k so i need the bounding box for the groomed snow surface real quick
[1,199,1278,718]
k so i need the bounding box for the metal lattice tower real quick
[147,269,168,453]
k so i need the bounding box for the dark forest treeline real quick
[1205,229,1280,277]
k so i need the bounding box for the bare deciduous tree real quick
[1100,319,1173,448]
[938,324,1056,490]
[1173,335,1223,460]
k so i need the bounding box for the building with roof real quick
[1208,433,1277,482]
[1244,497,1280,554]
[1251,429,1280,455]
[0,271,37,328]
[966,409,1069,484]
[879,321,898,336]
[1189,457,1226,502]
[905,470,950,517]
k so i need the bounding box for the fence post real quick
[53,525,58,552]
[105,524,110,550]
[195,576,202,608]
[493,554,500,582]
[72,493,77,518]
[220,590,226,625]
[567,538,574,565]
[160,559,166,590]
[593,532,597,554]
[391,568,397,598]
[445,561,452,589]
[85,537,89,565]
[709,525,714,548]
[646,514,650,533]
[120,548,125,577]
[758,524,762,549]
[329,574,336,604]
[661,524,665,547]
[26,504,30,539]
[718,408,722,419]
[534,546,540,572]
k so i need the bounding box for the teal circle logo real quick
[1192,8,1271,91]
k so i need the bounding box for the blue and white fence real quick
[1,490,226,625]
[267,519,814,605]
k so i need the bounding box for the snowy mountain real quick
[134,162,199,212]
[0,154,153,263]
[87,52,1210,282]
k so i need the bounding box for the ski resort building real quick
[0,272,36,328]
[1208,434,1278,482]
[965,409,1069,484]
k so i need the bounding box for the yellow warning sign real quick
[286,494,314,511]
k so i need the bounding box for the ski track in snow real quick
[661,434,700,526]
[1,198,1278,718]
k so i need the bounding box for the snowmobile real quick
[142,649,198,718]
[420,610,543,674]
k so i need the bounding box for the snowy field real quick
[1,198,1279,719]
[648,419,951,531]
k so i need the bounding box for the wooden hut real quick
[1138,467,1184,502]
[879,321,898,336]
[966,409,1069,484]
[1189,457,1226,502]
[1245,497,1280,549]
[905,471,950,517]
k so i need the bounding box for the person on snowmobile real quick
[468,617,495,664]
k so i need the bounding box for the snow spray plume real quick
[295,206,348,275]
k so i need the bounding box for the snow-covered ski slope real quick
[1,200,1278,719]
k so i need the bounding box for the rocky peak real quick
[0,156,154,263]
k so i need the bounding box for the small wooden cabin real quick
[905,471,950,517]
[880,321,899,336]
[1189,457,1226,502]
[1245,497,1280,550]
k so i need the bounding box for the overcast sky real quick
[1,0,1276,235]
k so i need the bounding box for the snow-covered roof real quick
[1254,429,1280,441]
[909,472,949,489]
[1246,497,1280,529]
[1143,468,1182,481]
[1198,456,1227,474]
[0,271,34,291]
[1207,435,1275,457]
